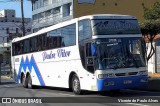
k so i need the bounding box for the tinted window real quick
[30,37,37,52]
[92,19,141,35]
[78,19,91,41]
[48,24,76,48]
[12,24,76,56]
[23,39,30,53]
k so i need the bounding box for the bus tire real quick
[22,75,27,88]
[72,74,82,95]
[27,75,33,89]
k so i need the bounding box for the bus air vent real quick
[128,72,138,75]
[115,73,126,76]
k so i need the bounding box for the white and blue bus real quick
[11,14,148,94]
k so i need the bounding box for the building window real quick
[44,0,49,6]
[34,0,38,10]
[6,28,9,34]
[16,28,19,33]
[63,3,72,17]
[45,9,52,20]
[38,12,45,23]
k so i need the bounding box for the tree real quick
[143,2,160,20]
[140,2,160,61]
[0,51,11,64]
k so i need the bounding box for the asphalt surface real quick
[0,79,160,106]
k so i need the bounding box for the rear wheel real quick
[72,74,82,95]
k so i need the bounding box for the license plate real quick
[124,80,132,84]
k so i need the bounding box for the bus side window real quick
[38,35,42,51]
[12,43,15,56]
[78,19,91,41]
[30,37,37,52]
[15,42,19,55]
[41,33,47,50]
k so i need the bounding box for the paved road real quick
[0,79,160,106]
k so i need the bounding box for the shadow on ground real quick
[0,81,15,85]
[134,78,160,92]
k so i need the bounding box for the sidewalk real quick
[0,76,15,85]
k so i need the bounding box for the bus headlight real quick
[139,71,147,75]
[98,73,114,79]
[98,74,106,79]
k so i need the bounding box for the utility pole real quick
[20,0,25,36]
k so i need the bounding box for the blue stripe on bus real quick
[97,75,148,91]
[17,55,45,86]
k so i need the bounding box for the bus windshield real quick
[92,19,141,35]
[95,38,146,70]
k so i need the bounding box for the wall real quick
[73,0,159,21]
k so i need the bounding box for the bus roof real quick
[12,14,137,43]
[78,14,137,20]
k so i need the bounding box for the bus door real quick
[84,42,96,73]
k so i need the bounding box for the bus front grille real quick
[115,73,126,76]
[115,72,138,77]
[128,72,138,75]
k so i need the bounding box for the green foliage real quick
[0,53,3,57]
[142,1,160,20]
[0,51,10,58]
[2,51,10,57]
[140,2,160,37]
[140,1,160,61]
[139,19,160,37]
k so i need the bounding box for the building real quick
[0,9,32,52]
[32,0,158,32]
[32,0,73,32]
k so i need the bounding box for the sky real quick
[0,0,32,18]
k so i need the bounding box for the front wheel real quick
[72,74,82,95]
